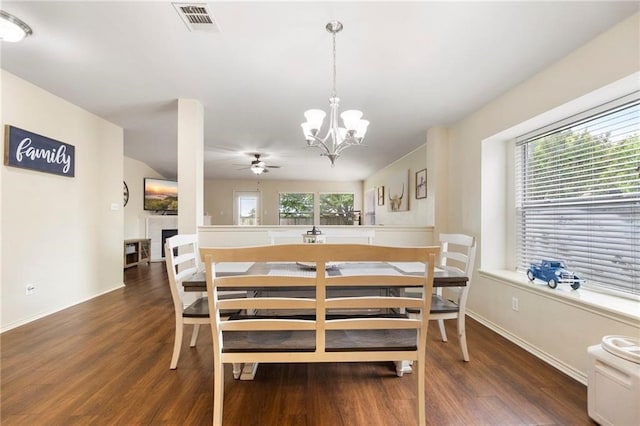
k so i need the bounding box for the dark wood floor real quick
[1,262,593,425]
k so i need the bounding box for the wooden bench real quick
[200,243,438,426]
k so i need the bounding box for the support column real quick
[177,99,204,235]
[426,126,450,238]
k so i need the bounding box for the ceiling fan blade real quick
[265,165,281,169]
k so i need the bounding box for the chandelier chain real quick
[332,31,337,98]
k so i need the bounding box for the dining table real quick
[182,261,468,379]
[183,261,468,292]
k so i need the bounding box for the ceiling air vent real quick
[172,3,219,32]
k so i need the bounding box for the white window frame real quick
[233,191,261,226]
[514,93,639,297]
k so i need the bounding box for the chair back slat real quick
[218,298,317,311]
[439,233,476,275]
[165,234,200,310]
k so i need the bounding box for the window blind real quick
[515,95,639,296]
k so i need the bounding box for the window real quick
[279,193,314,225]
[515,95,639,296]
[319,193,355,225]
[235,191,260,226]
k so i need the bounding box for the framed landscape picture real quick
[416,168,427,199]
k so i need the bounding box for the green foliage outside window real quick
[527,131,639,202]
[279,193,314,225]
[320,193,354,225]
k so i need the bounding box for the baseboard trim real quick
[1,283,125,334]
[467,310,588,385]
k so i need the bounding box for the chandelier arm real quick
[305,133,332,153]
[336,140,356,154]
[315,138,333,155]
[316,126,334,145]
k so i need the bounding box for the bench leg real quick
[213,361,224,426]
[417,359,426,425]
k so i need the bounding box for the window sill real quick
[478,269,640,325]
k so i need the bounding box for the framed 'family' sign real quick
[4,125,75,177]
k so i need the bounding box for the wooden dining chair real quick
[431,233,476,362]
[165,234,210,370]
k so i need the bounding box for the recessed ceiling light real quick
[0,10,32,42]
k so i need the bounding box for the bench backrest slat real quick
[200,243,438,426]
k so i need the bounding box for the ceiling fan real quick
[234,153,280,175]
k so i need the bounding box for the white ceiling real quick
[1,1,637,181]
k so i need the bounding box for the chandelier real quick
[301,21,369,166]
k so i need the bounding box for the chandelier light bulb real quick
[303,109,326,133]
[340,110,363,132]
[355,120,370,139]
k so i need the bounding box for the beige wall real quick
[204,179,364,225]
[1,70,124,331]
[442,13,640,381]
[364,143,430,226]
[204,140,434,226]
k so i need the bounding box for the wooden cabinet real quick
[124,239,151,269]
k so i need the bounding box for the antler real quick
[389,184,405,201]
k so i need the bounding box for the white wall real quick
[442,13,640,381]
[364,143,430,226]
[198,225,434,248]
[1,70,124,332]
[204,179,364,226]
[123,156,166,239]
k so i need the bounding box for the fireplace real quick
[161,229,178,258]
[145,216,178,261]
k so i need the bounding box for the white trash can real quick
[587,335,640,426]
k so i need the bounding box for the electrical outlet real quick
[512,296,519,311]
[26,284,36,295]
